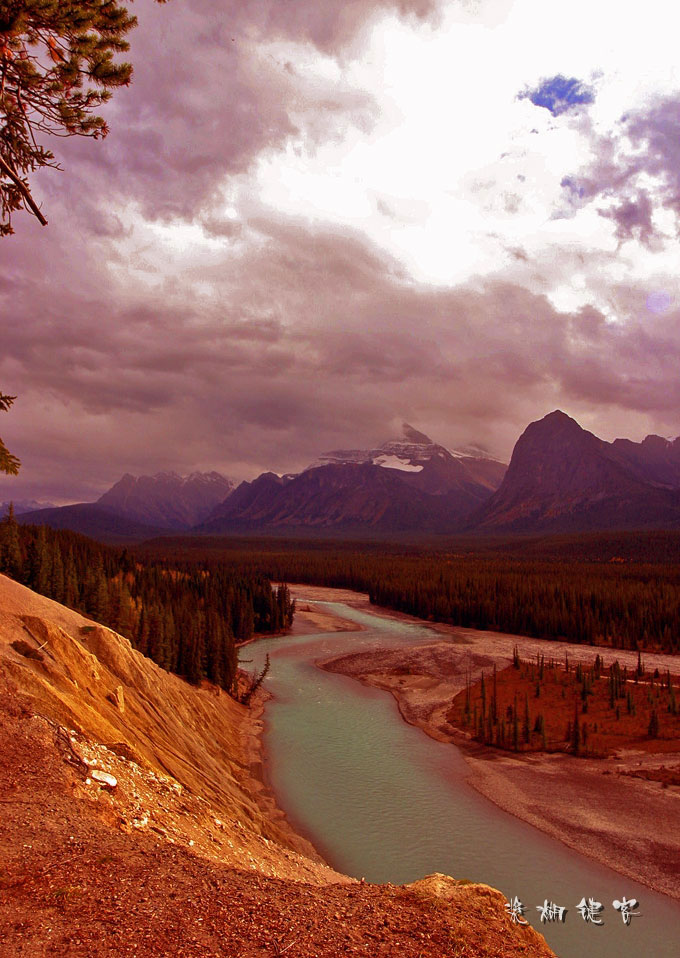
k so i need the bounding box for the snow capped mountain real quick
[306,423,506,494]
[371,454,424,473]
[307,424,440,470]
[450,443,504,462]
[198,423,507,535]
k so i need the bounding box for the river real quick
[248,597,680,958]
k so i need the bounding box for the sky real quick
[2,0,680,503]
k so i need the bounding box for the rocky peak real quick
[400,423,434,445]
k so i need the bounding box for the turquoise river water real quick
[248,599,680,958]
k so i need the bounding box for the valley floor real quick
[0,575,553,957]
[292,586,680,902]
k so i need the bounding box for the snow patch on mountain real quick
[371,455,424,472]
[451,444,503,462]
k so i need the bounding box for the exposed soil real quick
[0,574,321,865]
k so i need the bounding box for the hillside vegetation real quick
[0,514,294,692]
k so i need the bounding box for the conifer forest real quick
[140,535,680,654]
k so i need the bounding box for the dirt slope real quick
[0,573,320,863]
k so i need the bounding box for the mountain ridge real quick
[200,423,506,534]
[470,410,680,533]
[97,470,235,529]
[12,412,680,541]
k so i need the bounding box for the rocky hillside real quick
[0,575,554,957]
[97,471,235,529]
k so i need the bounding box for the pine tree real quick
[50,542,65,603]
[0,504,23,578]
[186,630,203,685]
[648,709,660,739]
[523,692,530,744]
[571,701,581,754]
[0,1,167,235]
[0,393,20,474]
[64,548,78,607]
[136,605,149,656]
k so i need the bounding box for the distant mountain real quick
[1,499,56,516]
[470,411,680,533]
[97,471,235,530]
[200,425,506,535]
[15,416,680,542]
[17,471,235,541]
[307,422,506,497]
[610,434,680,487]
[200,463,458,534]
[16,503,168,544]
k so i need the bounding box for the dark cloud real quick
[234,0,441,52]
[601,192,655,244]
[519,75,595,117]
[3,209,680,503]
[559,93,680,244]
[9,0,439,234]
[2,1,679,504]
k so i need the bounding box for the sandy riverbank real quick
[302,587,680,901]
[292,602,364,635]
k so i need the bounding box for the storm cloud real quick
[1,0,679,503]
[559,93,680,244]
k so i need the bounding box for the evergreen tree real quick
[0,392,20,473]
[522,692,530,744]
[50,541,65,603]
[31,524,50,593]
[648,708,660,739]
[0,503,23,577]
[571,701,581,754]
[64,548,78,606]
[0,0,167,235]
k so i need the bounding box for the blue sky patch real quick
[520,75,595,116]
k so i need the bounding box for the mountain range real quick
[199,425,506,534]
[10,412,680,540]
[98,471,234,528]
[15,472,235,542]
[1,499,55,516]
